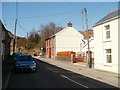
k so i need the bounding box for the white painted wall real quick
[94,18,119,73]
[55,27,83,55]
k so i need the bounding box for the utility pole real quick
[13,0,18,54]
[13,19,17,53]
[82,10,84,31]
[82,8,91,68]
[41,33,43,52]
[26,33,28,53]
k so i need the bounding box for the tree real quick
[39,22,63,49]
[28,29,41,47]
[19,22,64,54]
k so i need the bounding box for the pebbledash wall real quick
[93,16,119,74]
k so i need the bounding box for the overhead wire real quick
[17,20,29,34]
[56,10,80,25]
[3,8,80,20]
[18,8,81,19]
[3,3,116,38]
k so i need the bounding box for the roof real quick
[79,29,93,39]
[1,20,14,39]
[46,27,79,40]
[93,9,120,27]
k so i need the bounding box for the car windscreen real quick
[18,56,34,61]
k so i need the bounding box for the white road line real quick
[60,74,89,88]
[3,72,11,89]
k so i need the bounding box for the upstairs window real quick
[104,25,110,39]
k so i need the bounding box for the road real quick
[7,58,117,88]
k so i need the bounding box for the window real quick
[106,49,112,63]
[104,25,110,39]
[106,31,110,39]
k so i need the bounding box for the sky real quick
[1,2,118,37]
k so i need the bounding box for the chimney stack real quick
[68,21,72,27]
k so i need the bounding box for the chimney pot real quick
[68,21,72,27]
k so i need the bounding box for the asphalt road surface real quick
[7,58,117,88]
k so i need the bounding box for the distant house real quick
[0,20,13,61]
[79,30,94,63]
[82,37,94,63]
[46,22,84,59]
[80,29,94,39]
[93,9,120,73]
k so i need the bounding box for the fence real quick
[56,51,75,61]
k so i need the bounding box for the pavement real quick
[2,56,14,89]
[35,56,120,88]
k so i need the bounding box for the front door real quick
[49,48,51,58]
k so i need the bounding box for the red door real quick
[49,48,51,58]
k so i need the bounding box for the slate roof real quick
[93,9,120,27]
[1,20,14,39]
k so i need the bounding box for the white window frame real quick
[104,25,111,42]
[104,48,112,66]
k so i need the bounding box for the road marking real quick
[60,74,89,88]
[3,72,11,89]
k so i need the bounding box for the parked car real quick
[14,54,37,72]
[12,52,22,61]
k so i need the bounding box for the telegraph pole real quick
[13,0,18,54]
[82,10,84,31]
[82,8,91,68]
[27,32,28,50]
[13,19,17,53]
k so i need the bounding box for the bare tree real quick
[39,22,63,49]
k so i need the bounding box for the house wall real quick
[2,30,6,61]
[46,37,56,59]
[46,27,84,59]
[55,27,83,55]
[46,39,49,58]
[0,21,2,64]
[0,21,1,90]
[94,18,119,73]
[51,37,55,58]
[118,17,120,75]
[1,24,11,61]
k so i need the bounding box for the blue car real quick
[14,54,37,72]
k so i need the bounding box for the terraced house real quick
[93,9,120,74]
[46,22,84,59]
[0,21,2,63]
[0,20,13,61]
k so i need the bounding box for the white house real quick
[93,9,120,74]
[46,22,84,59]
